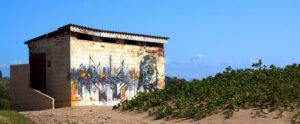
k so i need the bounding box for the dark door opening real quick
[30,53,46,93]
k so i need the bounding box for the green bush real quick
[0,110,33,124]
[0,99,10,110]
[0,79,10,99]
[114,60,300,123]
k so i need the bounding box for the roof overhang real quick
[25,24,169,44]
[70,25,168,44]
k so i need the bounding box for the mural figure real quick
[71,55,159,106]
[71,55,139,106]
[138,55,158,92]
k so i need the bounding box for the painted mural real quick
[70,55,160,106]
[138,55,158,92]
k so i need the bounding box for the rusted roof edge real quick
[25,24,169,44]
[61,24,169,40]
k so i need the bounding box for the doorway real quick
[29,53,46,93]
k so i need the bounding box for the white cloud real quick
[10,59,27,65]
[190,54,205,65]
[249,58,259,65]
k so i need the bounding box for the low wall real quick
[10,64,55,111]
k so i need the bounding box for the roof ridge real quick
[64,23,169,40]
[25,23,169,44]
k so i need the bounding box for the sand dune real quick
[20,106,293,124]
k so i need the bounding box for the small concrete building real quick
[10,24,168,110]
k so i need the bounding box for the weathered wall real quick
[28,32,71,107]
[10,64,54,110]
[70,36,165,106]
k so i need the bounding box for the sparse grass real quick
[0,110,33,124]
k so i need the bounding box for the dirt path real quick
[20,106,293,124]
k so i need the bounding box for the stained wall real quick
[10,64,54,110]
[27,32,71,107]
[70,36,165,106]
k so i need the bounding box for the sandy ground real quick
[20,106,293,124]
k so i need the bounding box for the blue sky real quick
[1,0,300,79]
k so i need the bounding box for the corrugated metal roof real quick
[62,24,169,39]
[25,24,169,44]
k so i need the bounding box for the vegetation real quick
[0,79,9,100]
[0,99,10,110]
[0,110,33,124]
[0,79,32,124]
[114,60,300,123]
[0,79,10,111]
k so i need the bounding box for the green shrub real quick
[0,110,33,124]
[0,99,10,110]
[115,60,300,124]
[0,79,10,99]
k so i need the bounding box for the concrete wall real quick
[70,36,165,106]
[28,32,71,107]
[10,64,54,110]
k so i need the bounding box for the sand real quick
[20,106,294,124]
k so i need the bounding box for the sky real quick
[0,0,300,79]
